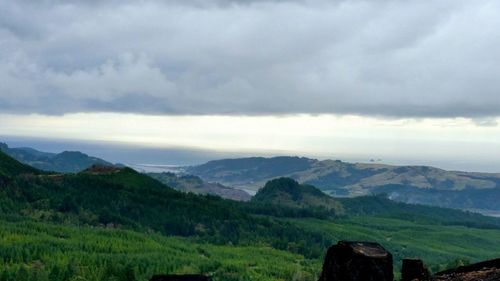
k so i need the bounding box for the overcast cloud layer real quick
[1,0,500,117]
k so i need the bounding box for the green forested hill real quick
[2,151,500,280]
[252,178,343,214]
[251,177,500,229]
[0,219,320,281]
[0,151,331,258]
[0,142,112,173]
[0,148,40,177]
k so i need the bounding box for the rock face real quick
[435,258,500,281]
[401,259,431,281]
[149,275,212,281]
[318,241,393,281]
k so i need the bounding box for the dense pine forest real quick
[2,151,500,280]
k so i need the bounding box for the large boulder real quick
[150,274,212,281]
[318,241,393,281]
[402,259,431,281]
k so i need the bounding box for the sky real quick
[1,0,500,171]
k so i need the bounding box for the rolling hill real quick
[187,157,500,211]
[0,142,113,173]
[3,150,500,280]
[0,142,252,202]
[147,172,251,201]
[252,177,343,213]
[0,150,335,258]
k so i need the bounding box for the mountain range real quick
[0,142,112,173]
[2,147,500,279]
[3,141,500,213]
[0,142,251,201]
[186,156,500,212]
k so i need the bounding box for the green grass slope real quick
[147,172,251,201]
[289,216,500,273]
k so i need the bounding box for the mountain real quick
[252,177,343,213]
[0,150,338,257]
[187,157,500,211]
[187,156,314,188]
[0,142,113,173]
[2,149,500,244]
[147,172,251,201]
[3,149,500,279]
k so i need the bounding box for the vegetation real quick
[288,216,500,273]
[0,148,40,177]
[147,172,251,201]
[0,152,333,259]
[0,219,319,281]
[2,150,500,280]
[0,142,111,173]
[251,178,343,214]
[186,156,500,211]
[186,156,314,186]
[339,195,500,229]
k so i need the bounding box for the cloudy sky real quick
[1,0,500,171]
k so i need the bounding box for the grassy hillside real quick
[289,216,500,273]
[147,172,251,201]
[373,184,500,212]
[338,195,500,229]
[186,157,500,192]
[2,215,500,280]
[186,157,315,187]
[187,157,500,211]
[250,177,500,229]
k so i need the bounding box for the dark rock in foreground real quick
[150,275,211,281]
[318,241,393,281]
[434,258,500,281]
[402,259,431,281]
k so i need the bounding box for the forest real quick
[2,151,500,280]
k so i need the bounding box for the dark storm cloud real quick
[1,0,500,117]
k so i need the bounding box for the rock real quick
[435,258,500,281]
[318,241,393,281]
[402,259,431,281]
[149,275,212,281]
